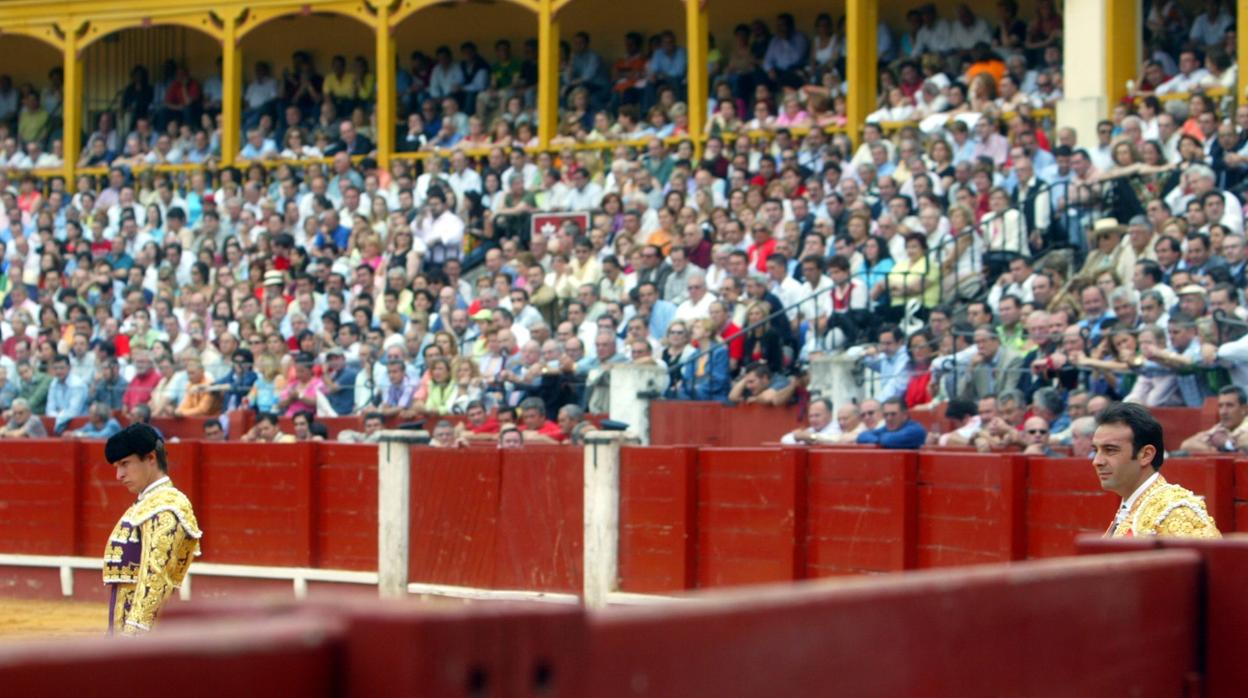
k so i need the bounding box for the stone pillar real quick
[1056,0,1109,147]
[808,353,862,414]
[376,430,429,598]
[607,363,667,445]
[582,430,639,609]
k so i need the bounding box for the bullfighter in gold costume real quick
[1092,402,1220,538]
[102,424,201,635]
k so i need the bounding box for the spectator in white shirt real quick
[428,46,464,100]
[412,189,465,265]
[243,62,280,129]
[674,269,715,323]
[565,168,604,211]
[1155,49,1212,96]
[1189,0,1233,48]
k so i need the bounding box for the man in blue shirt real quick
[70,401,122,439]
[321,347,359,416]
[859,324,910,403]
[46,354,87,434]
[857,397,927,449]
[636,282,676,340]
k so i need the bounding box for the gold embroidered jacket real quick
[1109,475,1222,538]
[103,477,201,635]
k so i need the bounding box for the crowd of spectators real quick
[0,4,1243,451]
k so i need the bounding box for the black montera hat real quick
[105,423,163,464]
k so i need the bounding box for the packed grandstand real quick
[0,0,1242,452]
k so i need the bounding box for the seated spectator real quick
[70,401,122,440]
[519,396,565,442]
[240,412,295,443]
[1020,415,1058,456]
[47,354,87,435]
[728,361,794,406]
[677,320,731,401]
[429,419,457,448]
[338,412,387,444]
[856,397,927,449]
[498,425,524,449]
[176,358,221,418]
[0,398,47,439]
[1068,416,1096,459]
[1178,386,1248,453]
[201,419,225,441]
[292,411,323,442]
[935,397,981,446]
[780,398,837,445]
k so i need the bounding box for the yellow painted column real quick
[537,0,560,149]
[221,14,242,168]
[685,0,709,149]
[845,0,877,149]
[375,5,395,170]
[62,24,83,184]
[1240,7,1248,106]
[1104,0,1139,115]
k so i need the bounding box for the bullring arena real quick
[3,0,1248,693]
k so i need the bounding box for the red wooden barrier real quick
[315,443,378,571]
[1150,406,1206,452]
[805,449,917,575]
[0,440,78,555]
[196,443,313,566]
[649,401,727,445]
[696,448,807,587]
[346,602,588,698]
[0,614,341,697]
[618,446,698,593]
[408,446,500,588]
[494,446,584,593]
[1235,459,1248,533]
[588,551,1201,698]
[916,452,1027,567]
[1078,536,1248,698]
[1024,457,1117,558]
[649,401,802,446]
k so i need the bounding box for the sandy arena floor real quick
[0,599,108,640]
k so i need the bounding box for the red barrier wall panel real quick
[408,447,500,588]
[618,446,698,593]
[650,401,725,446]
[696,448,807,587]
[0,565,63,600]
[197,444,307,566]
[1235,459,1248,533]
[1150,407,1204,452]
[345,604,588,698]
[314,443,378,572]
[916,453,1026,568]
[0,616,340,697]
[494,446,583,593]
[588,552,1201,698]
[1078,537,1248,698]
[1163,457,1235,534]
[1025,457,1118,558]
[0,441,76,555]
[805,449,917,575]
[718,405,803,446]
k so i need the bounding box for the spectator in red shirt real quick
[747,222,777,273]
[519,396,566,443]
[122,348,162,410]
